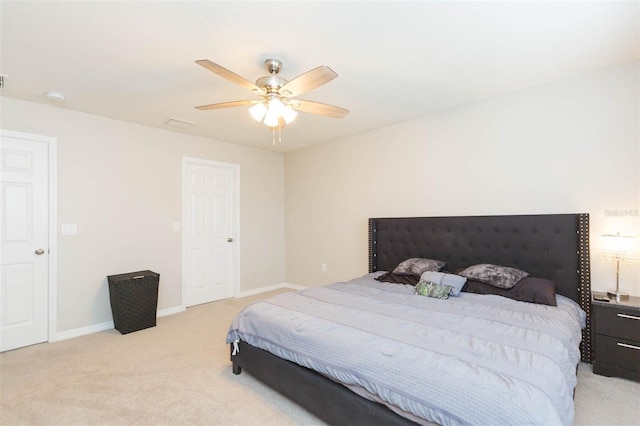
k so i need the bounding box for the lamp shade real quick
[601,233,638,263]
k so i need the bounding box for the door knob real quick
[227,238,233,242]
[35,248,45,255]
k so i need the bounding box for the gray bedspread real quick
[226,272,586,425]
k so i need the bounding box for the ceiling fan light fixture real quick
[249,102,267,122]
[263,97,286,127]
[250,98,297,127]
[263,108,280,127]
[268,97,285,115]
[282,105,298,124]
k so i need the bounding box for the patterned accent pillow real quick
[420,271,467,296]
[415,280,452,299]
[458,264,529,289]
[391,258,446,276]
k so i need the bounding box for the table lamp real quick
[602,233,637,301]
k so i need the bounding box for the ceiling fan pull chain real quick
[272,127,276,146]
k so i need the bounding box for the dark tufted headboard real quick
[368,214,592,362]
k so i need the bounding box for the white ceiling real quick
[1,1,638,153]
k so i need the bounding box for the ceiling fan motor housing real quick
[256,59,287,93]
[256,75,288,93]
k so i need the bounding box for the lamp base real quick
[607,291,630,302]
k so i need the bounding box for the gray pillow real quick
[420,271,467,296]
[459,264,528,289]
[391,258,445,276]
[415,280,452,299]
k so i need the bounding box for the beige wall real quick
[1,97,285,333]
[285,61,640,296]
[2,60,638,336]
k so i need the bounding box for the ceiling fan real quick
[195,58,349,143]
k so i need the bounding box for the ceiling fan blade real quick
[279,66,338,97]
[195,100,259,111]
[289,99,349,118]
[196,60,264,94]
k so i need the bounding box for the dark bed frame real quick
[231,214,592,425]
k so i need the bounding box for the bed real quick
[227,214,592,425]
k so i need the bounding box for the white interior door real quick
[1,133,50,352]
[183,158,237,307]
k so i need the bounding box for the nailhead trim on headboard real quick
[578,213,592,363]
[368,219,376,274]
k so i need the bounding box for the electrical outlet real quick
[321,263,327,272]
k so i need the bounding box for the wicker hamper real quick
[107,270,160,334]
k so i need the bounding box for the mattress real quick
[227,272,586,425]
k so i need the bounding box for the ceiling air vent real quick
[0,75,7,89]
[165,117,195,130]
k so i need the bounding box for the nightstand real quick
[592,292,640,382]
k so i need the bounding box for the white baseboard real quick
[158,305,185,317]
[54,304,185,342]
[52,282,298,342]
[236,282,306,298]
[55,320,114,341]
[282,283,306,290]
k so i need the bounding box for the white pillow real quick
[420,271,467,296]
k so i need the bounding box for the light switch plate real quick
[61,224,77,235]
[172,222,181,232]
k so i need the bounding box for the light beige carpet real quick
[1,289,639,425]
